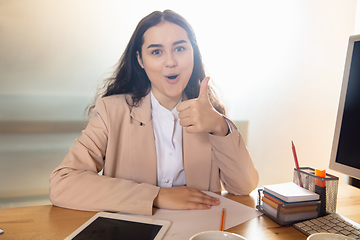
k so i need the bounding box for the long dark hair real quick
[87,10,225,116]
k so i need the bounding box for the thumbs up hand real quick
[177,77,229,136]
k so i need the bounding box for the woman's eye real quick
[175,46,185,52]
[151,49,162,55]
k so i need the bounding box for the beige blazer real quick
[49,93,258,215]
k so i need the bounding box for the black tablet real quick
[65,212,171,240]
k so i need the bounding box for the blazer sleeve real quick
[49,98,159,215]
[209,117,259,195]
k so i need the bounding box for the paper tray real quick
[256,189,321,226]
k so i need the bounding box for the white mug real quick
[189,231,246,240]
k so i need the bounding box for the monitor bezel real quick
[329,34,360,180]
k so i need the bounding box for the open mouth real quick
[166,75,178,80]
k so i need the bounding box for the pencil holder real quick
[293,167,339,216]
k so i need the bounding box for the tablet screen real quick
[72,217,162,240]
[65,212,170,240]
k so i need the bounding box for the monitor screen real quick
[329,34,360,180]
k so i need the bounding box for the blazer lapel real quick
[129,94,157,185]
[183,129,212,190]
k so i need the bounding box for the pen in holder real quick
[293,167,339,216]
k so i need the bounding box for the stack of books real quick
[262,182,320,223]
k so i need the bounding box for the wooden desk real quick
[0,184,359,240]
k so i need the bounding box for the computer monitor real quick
[329,34,360,181]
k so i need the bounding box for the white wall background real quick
[0,0,359,196]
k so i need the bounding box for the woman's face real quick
[137,21,194,110]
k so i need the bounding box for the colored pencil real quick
[220,208,226,231]
[292,141,303,187]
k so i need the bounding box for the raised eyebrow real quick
[147,44,163,49]
[147,40,188,49]
[173,40,187,46]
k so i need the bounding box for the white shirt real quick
[151,92,186,188]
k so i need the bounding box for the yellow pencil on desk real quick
[220,208,226,231]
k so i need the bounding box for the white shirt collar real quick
[150,91,181,119]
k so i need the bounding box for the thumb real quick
[198,77,210,98]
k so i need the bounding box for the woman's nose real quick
[165,53,178,68]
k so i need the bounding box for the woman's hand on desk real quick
[153,186,220,210]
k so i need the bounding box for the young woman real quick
[49,10,258,215]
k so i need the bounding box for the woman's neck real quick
[151,92,182,111]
